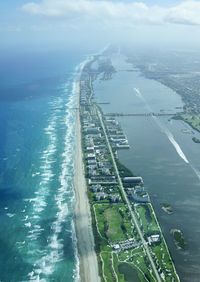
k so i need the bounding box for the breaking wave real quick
[16,59,89,281]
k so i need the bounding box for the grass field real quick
[135,204,159,235]
[94,203,133,242]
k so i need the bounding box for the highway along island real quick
[75,51,180,282]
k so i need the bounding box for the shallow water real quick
[0,50,83,281]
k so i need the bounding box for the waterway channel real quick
[94,54,200,282]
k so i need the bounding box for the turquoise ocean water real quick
[0,49,84,281]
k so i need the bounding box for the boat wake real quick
[133,87,189,164]
[166,131,189,164]
[190,164,200,181]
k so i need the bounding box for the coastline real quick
[72,52,182,281]
[74,80,100,282]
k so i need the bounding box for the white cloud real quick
[22,0,200,26]
[165,1,200,25]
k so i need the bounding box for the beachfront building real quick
[129,191,150,204]
[88,175,117,185]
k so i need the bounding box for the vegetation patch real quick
[94,203,133,242]
[192,137,200,143]
[174,114,200,132]
[116,160,134,178]
[101,251,115,282]
[170,229,186,250]
[135,204,159,235]
[117,248,156,282]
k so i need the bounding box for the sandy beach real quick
[74,83,100,282]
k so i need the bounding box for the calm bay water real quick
[94,54,200,282]
[0,50,84,281]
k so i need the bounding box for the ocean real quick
[0,49,84,281]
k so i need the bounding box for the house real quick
[87,164,97,170]
[148,235,161,245]
[88,168,97,177]
[87,159,97,165]
[109,194,121,203]
[95,192,107,201]
[90,184,103,192]
[86,146,95,153]
[85,127,100,134]
[86,153,96,160]
[100,167,111,176]
[113,244,120,251]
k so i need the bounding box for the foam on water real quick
[7,213,15,218]
[25,66,84,281]
[12,58,90,281]
[190,164,200,181]
[34,94,76,276]
[72,220,80,282]
[18,96,64,278]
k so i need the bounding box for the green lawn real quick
[101,251,115,282]
[94,203,133,242]
[152,243,178,282]
[135,204,159,234]
[94,203,179,282]
[105,207,126,241]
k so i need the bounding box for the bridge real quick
[105,112,174,117]
[96,102,110,105]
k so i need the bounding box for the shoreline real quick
[73,53,180,281]
[74,80,100,282]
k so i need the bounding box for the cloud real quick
[165,1,200,25]
[22,0,200,26]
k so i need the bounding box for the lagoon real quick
[94,53,200,282]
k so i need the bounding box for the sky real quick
[1,0,200,51]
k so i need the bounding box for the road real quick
[97,107,162,282]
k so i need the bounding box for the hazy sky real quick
[1,1,200,51]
